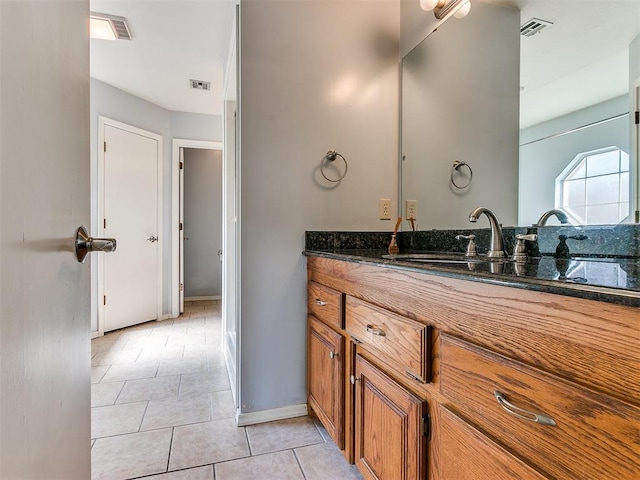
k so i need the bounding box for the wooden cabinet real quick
[307,316,344,449]
[354,354,427,480]
[306,281,346,451]
[437,405,547,480]
[439,334,640,480]
[306,255,640,480]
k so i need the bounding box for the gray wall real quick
[519,96,630,226]
[90,78,222,330]
[184,148,223,298]
[1,1,91,477]
[401,2,521,230]
[239,0,400,414]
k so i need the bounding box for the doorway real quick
[172,139,223,315]
[181,146,224,307]
[97,117,163,333]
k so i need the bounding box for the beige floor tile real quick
[168,418,250,471]
[117,375,180,404]
[91,428,172,480]
[246,417,324,455]
[137,345,185,363]
[144,465,214,480]
[101,361,159,382]
[91,335,128,353]
[166,332,207,346]
[295,442,364,480]
[122,334,169,349]
[211,390,236,420]
[179,369,229,396]
[91,365,110,384]
[150,325,189,336]
[141,393,211,430]
[186,324,220,335]
[183,343,217,357]
[157,356,208,377]
[215,450,304,480]
[91,348,141,366]
[91,401,147,439]
[91,381,125,407]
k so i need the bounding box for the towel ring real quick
[451,161,473,189]
[320,150,348,183]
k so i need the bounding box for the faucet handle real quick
[455,234,477,257]
[512,233,538,262]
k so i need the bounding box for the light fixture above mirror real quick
[419,0,471,20]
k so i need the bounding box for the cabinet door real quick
[308,316,345,449]
[354,355,426,480]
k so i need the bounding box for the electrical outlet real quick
[406,200,417,220]
[379,199,392,220]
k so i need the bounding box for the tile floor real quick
[91,300,363,480]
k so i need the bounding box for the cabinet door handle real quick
[494,391,557,426]
[350,375,360,385]
[329,351,338,359]
[366,324,386,337]
[315,299,327,306]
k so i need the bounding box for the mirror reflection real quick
[401,0,640,229]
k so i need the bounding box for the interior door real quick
[179,147,185,313]
[101,121,160,332]
[0,1,91,477]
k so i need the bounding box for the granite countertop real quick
[304,248,640,308]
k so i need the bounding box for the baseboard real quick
[185,295,221,302]
[160,314,173,321]
[90,331,101,339]
[236,404,308,427]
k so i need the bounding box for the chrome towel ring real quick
[451,160,473,189]
[320,150,348,183]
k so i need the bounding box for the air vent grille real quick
[521,18,553,37]
[111,18,131,40]
[190,80,211,91]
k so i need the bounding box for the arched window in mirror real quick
[555,147,630,225]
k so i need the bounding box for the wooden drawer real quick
[308,281,343,330]
[438,405,547,480]
[346,296,430,383]
[440,334,640,480]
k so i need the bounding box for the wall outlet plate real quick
[379,199,392,220]
[406,200,417,220]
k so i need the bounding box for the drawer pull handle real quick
[494,391,557,427]
[315,299,327,306]
[366,325,386,336]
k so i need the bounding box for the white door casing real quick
[98,117,163,333]
[171,139,222,317]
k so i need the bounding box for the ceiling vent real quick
[520,18,553,37]
[190,80,211,91]
[90,12,132,41]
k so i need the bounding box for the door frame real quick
[96,116,164,336]
[171,139,223,317]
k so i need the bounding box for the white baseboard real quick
[236,404,308,427]
[91,331,101,339]
[160,314,173,321]
[185,295,221,302]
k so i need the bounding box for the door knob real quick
[75,226,116,263]
[148,236,159,243]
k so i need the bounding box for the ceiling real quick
[90,0,235,117]
[90,0,640,126]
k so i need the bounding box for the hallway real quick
[90,301,362,479]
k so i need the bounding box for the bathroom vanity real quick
[305,239,639,480]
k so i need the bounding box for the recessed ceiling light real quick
[90,12,132,41]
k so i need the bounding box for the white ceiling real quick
[90,0,235,117]
[89,0,640,126]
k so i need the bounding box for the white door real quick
[100,120,161,332]
[0,1,91,477]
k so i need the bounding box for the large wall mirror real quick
[401,0,640,230]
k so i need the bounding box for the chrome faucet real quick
[535,209,569,227]
[468,207,506,258]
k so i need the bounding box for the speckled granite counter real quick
[304,228,640,308]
